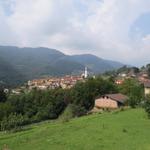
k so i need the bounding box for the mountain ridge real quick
[0,46,124,86]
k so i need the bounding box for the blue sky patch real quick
[130,12,150,39]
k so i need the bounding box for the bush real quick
[59,104,74,122]
[127,96,137,108]
[144,95,150,118]
[34,110,49,122]
[0,113,29,131]
[119,79,144,108]
[0,88,7,103]
[59,104,86,122]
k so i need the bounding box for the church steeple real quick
[84,67,88,78]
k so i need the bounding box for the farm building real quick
[94,93,128,109]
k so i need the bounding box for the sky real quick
[0,0,150,66]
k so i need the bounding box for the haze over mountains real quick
[0,46,124,86]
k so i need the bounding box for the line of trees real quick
[0,77,147,131]
[118,78,144,108]
[0,77,118,131]
[117,78,150,118]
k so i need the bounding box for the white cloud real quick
[0,0,150,66]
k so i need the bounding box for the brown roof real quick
[105,93,128,104]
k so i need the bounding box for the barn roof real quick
[105,93,128,104]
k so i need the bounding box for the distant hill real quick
[0,56,25,87]
[70,54,123,73]
[0,46,124,86]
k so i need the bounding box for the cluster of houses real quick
[27,75,84,90]
[9,67,88,94]
[93,70,150,111]
[27,67,89,90]
[115,71,148,85]
[115,71,150,96]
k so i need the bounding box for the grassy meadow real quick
[0,109,150,150]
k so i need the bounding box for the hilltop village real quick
[28,68,89,90]
[10,67,88,94]
[27,75,84,90]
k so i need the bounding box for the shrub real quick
[0,113,29,131]
[0,88,7,103]
[59,104,74,122]
[119,79,144,108]
[34,110,49,122]
[144,95,150,118]
[127,96,138,108]
[59,104,86,122]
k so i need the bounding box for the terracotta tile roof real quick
[105,93,128,104]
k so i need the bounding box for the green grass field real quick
[0,109,150,150]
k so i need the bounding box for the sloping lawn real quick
[0,109,150,150]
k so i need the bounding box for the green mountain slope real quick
[0,56,25,86]
[0,46,84,86]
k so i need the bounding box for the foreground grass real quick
[0,109,150,150]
